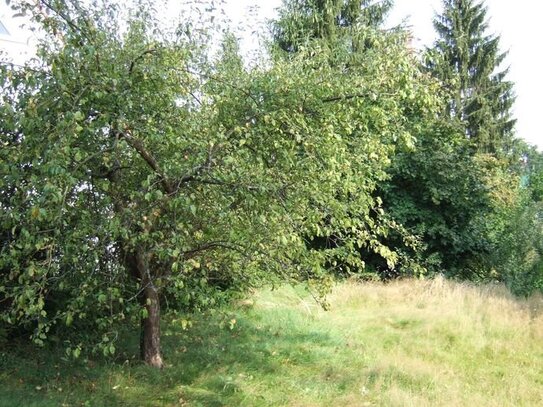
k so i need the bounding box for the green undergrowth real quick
[1,278,543,406]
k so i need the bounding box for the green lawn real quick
[1,277,543,406]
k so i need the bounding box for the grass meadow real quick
[1,277,543,406]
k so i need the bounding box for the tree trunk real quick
[135,250,164,369]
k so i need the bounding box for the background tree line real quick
[1,0,541,367]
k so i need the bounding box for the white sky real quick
[224,0,543,150]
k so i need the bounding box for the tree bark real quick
[135,250,164,369]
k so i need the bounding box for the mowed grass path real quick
[1,278,543,406]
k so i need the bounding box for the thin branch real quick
[184,177,261,191]
[322,91,396,103]
[182,241,248,259]
[322,93,368,103]
[174,143,218,188]
[128,49,157,75]
[183,67,262,108]
[117,130,174,194]
[38,0,85,39]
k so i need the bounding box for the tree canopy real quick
[0,0,442,366]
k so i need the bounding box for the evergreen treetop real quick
[428,0,516,155]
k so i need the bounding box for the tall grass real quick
[1,277,542,406]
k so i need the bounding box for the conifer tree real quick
[273,0,393,52]
[427,0,515,154]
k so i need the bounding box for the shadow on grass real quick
[0,307,338,407]
[156,308,337,406]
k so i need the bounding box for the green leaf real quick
[73,111,84,121]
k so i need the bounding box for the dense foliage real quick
[0,0,541,367]
[0,0,439,364]
[379,119,494,277]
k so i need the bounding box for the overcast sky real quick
[224,0,543,150]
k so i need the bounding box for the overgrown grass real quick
[2,277,543,406]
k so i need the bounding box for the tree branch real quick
[128,49,157,75]
[322,91,395,103]
[322,93,368,103]
[38,0,89,40]
[173,143,218,188]
[182,241,248,259]
[118,130,174,195]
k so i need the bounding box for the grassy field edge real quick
[1,277,543,406]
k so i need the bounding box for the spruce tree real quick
[428,0,516,154]
[273,0,393,52]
